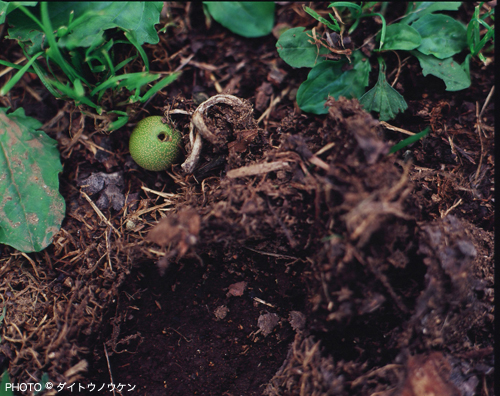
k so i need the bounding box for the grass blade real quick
[0,51,43,96]
[389,127,430,154]
[139,72,181,103]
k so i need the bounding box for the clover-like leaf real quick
[0,107,65,253]
[296,50,371,114]
[359,61,408,121]
[276,27,329,68]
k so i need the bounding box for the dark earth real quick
[0,3,494,396]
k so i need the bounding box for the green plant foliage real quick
[411,51,471,91]
[359,60,408,121]
[1,2,179,132]
[204,2,275,38]
[296,50,371,114]
[276,27,329,68]
[381,23,421,51]
[0,1,35,24]
[389,127,430,154]
[0,370,48,396]
[303,6,340,32]
[276,2,479,120]
[401,2,462,25]
[466,4,495,64]
[1,371,14,396]
[33,373,50,395]
[411,14,467,59]
[0,108,65,253]
[6,2,163,54]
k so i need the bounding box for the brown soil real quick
[0,3,494,396]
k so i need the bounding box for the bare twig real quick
[379,121,415,136]
[104,344,118,396]
[80,190,122,238]
[226,161,292,178]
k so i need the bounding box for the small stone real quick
[214,305,229,320]
[257,313,280,336]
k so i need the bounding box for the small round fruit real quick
[129,116,181,171]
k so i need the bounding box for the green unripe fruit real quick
[129,116,181,171]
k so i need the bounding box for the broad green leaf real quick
[412,14,467,59]
[276,27,329,68]
[203,2,275,38]
[381,23,421,51]
[401,2,462,25]
[296,50,371,114]
[57,2,163,49]
[7,2,163,54]
[0,108,65,253]
[0,1,37,24]
[462,54,471,82]
[359,64,408,121]
[411,51,471,91]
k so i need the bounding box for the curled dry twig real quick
[181,94,248,174]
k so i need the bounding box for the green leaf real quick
[47,78,102,110]
[276,27,329,68]
[411,14,467,59]
[329,2,362,17]
[34,373,50,396]
[203,2,275,38]
[0,51,43,96]
[381,23,421,51]
[0,108,65,253]
[411,51,471,91]
[467,5,495,60]
[304,6,340,32]
[123,30,150,71]
[389,127,430,154]
[90,72,159,97]
[1,371,14,396]
[359,61,408,121]
[6,2,163,54]
[59,2,163,48]
[0,1,37,24]
[296,50,371,114]
[107,116,129,132]
[139,72,181,103]
[401,2,462,25]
